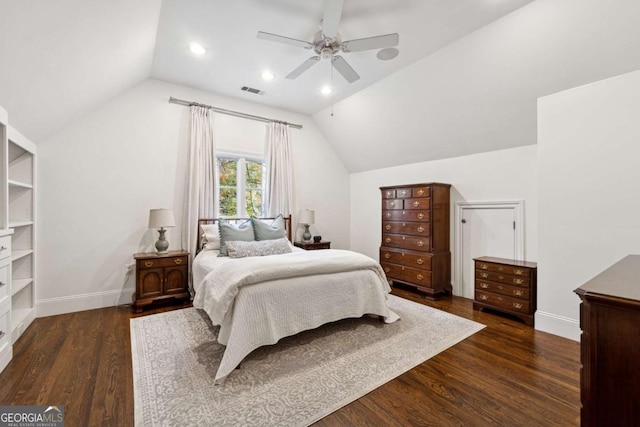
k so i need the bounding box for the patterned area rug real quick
[130,295,484,426]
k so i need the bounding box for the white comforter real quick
[192,248,399,383]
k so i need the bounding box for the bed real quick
[192,215,399,383]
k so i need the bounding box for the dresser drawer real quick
[0,309,9,353]
[0,264,9,301]
[382,189,396,199]
[382,263,431,287]
[383,221,430,237]
[412,187,431,198]
[0,236,11,261]
[380,248,432,270]
[475,260,532,277]
[475,270,530,287]
[475,290,530,314]
[137,255,188,269]
[476,279,530,300]
[382,234,430,252]
[383,199,403,210]
[383,210,430,222]
[395,188,412,198]
[404,197,431,210]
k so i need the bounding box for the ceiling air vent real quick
[241,86,265,95]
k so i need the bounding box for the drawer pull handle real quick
[498,275,504,280]
[417,213,424,220]
[417,189,425,196]
[386,191,392,197]
[417,226,425,233]
[0,282,5,287]
[386,212,391,218]
[416,258,424,265]
[514,278,524,285]
[174,258,183,265]
[513,303,523,309]
[498,285,504,290]
[498,266,504,272]
[480,264,488,270]
[480,283,489,289]
[480,295,489,301]
[385,237,391,243]
[144,261,153,267]
[384,267,390,273]
[385,224,391,230]
[384,253,391,259]
[514,269,524,275]
[399,191,406,196]
[0,331,4,339]
[497,296,504,301]
[0,246,6,251]
[480,272,488,278]
[417,241,424,247]
[514,290,524,297]
[413,201,420,207]
[417,274,424,280]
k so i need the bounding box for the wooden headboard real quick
[196,215,293,254]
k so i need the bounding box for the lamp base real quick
[302,224,312,242]
[155,228,169,254]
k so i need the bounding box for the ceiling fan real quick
[257,0,399,83]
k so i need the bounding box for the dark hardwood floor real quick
[0,287,580,426]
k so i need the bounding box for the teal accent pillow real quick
[218,219,255,256]
[251,214,286,241]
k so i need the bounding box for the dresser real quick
[133,250,190,312]
[473,256,537,326]
[574,255,640,427]
[379,183,451,299]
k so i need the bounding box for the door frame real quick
[454,200,525,296]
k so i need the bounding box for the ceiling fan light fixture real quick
[189,42,206,56]
[261,70,275,81]
[321,86,332,95]
[377,47,399,61]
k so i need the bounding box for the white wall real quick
[537,69,640,340]
[37,78,350,315]
[350,144,538,291]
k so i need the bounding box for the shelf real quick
[11,278,32,296]
[12,250,33,262]
[8,221,33,228]
[11,307,32,327]
[7,179,32,189]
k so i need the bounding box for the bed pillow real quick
[201,224,221,250]
[251,214,286,241]
[226,237,292,258]
[218,219,255,256]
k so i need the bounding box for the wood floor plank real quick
[0,288,580,426]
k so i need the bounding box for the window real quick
[217,154,266,217]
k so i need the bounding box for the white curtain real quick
[182,106,216,258]
[266,122,294,217]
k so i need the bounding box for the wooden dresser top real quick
[575,255,640,302]
[474,256,537,269]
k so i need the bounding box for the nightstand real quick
[132,250,190,313]
[294,241,331,250]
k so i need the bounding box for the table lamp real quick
[298,209,315,242]
[148,208,175,254]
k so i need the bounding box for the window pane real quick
[218,158,237,186]
[219,188,237,216]
[245,190,263,217]
[245,160,263,189]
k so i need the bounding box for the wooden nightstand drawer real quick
[137,255,188,269]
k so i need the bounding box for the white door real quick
[460,207,516,299]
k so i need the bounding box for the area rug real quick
[130,295,484,426]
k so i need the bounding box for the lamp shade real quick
[148,209,176,228]
[298,209,315,225]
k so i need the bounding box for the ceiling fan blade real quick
[341,33,400,53]
[322,0,343,39]
[286,56,321,79]
[332,55,360,83]
[257,31,313,50]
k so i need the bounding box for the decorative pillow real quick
[226,238,292,258]
[252,214,286,241]
[218,219,255,256]
[201,224,220,250]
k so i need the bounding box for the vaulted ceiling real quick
[2,0,640,173]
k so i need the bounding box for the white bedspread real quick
[192,249,399,383]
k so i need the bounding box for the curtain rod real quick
[168,97,303,129]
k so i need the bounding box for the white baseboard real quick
[535,310,580,341]
[36,287,135,317]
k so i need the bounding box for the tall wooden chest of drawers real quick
[473,256,537,326]
[574,255,640,427]
[379,183,451,299]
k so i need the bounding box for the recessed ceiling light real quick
[261,70,275,81]
[321,86,332,95]
[190,42,206,56]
